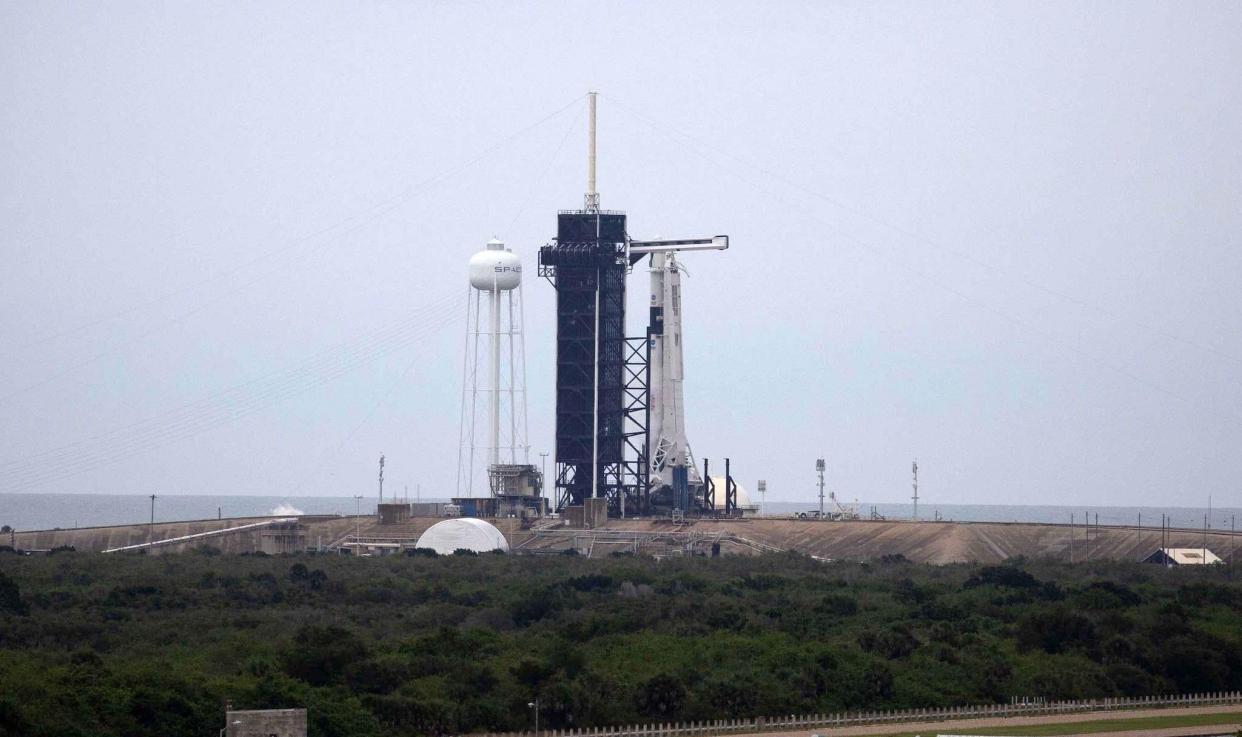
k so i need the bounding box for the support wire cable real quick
[604,94,1242,372]
[4,94,589,411]
[612,101,1242,426]
[0,296,465,490]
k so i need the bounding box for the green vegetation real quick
[0,551,1239,737]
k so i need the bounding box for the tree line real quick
[0,548,1239,737]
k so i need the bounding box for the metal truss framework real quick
[539,211,650,517]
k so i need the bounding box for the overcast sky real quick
[2,1,1240,508]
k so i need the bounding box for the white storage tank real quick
[415,518,509,554]
[468,238,522,290]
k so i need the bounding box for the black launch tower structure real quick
[538,210,651,516]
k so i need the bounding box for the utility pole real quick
[911,460,919,521]
[1069,512,1074,563]
[816,459,826,520]
[353,495,363,551]
[149,494,157,543]
[539,452,549,496]
[377,454,385,505]
[1163,514,1170,568]
[1083,512,1092,564]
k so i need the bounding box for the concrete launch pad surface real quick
[12,513,1237,564]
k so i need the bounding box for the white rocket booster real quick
[647,251,704,491]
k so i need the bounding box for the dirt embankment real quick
[566,517,1238,564]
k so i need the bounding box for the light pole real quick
[149,494,157,543]
[353,494,363,554]
[527,697,540,736]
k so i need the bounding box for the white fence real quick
[469,690,1242,737]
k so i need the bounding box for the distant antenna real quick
[816,459,825,520]
[912,460,919,521]
[584,91,599,212]
[378,454,385,505]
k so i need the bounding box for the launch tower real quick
[539,93,730,516]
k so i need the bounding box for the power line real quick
[609,97,1242,426]
[0,295,464,490]
[508,105,585,231]
[4,94,589,400]
[605,94,1242,373]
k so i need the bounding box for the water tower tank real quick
[469,238,521,290]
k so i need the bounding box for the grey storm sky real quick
[1,1,1240,507]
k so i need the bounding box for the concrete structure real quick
[410,502,448,517]
[564,498,609,529]
[225,708,306,737]
[415,517,509,554]
[377,503,412,525]
[257,519,305,554]
[1142,547,1223,565]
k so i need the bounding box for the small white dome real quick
[709,476,758,511]
[469,240,521,291]
[416,518,509,554]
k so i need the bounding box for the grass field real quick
[878,711,1242,737]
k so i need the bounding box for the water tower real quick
[456,238,543,516]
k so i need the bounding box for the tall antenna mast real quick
[585,92,599,212]
[912,460,919,521]
[378,454,385,504]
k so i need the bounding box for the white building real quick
[1142,547,1223,565]
[415,518,509,555]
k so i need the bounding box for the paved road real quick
[1055,726,1241,737]
[731,703,1242,737]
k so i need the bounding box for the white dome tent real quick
[708,477,759,513]
[415,518,509,555]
